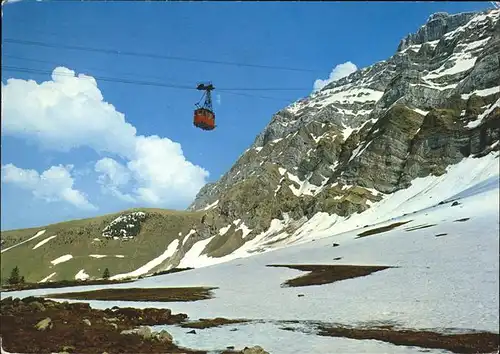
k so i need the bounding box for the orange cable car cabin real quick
[194,83,216,131]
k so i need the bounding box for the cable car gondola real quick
[194,82,216,131]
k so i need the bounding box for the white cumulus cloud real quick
[128,135,209,205]
[1,67,210,208]
[1,164,96,210]
[313,61,358,92]
[2,67,137,156]
[94,158,135,203]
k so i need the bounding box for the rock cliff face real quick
[188,8,500,256]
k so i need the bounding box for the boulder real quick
[29,301,46,312]
[156,329,173,343]
[35,317,53,331]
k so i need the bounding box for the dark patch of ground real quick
[0,278,134,292]
[0,297,252,353]
[150,267,194,277]
[454,218,470,222]
[0,296,205,354]
[356,220,412,238]
[180,318,251,329]
[317,325,500,354]
[435,233,448,238]
[47,287,217,302]
[405,224,437,232]
[267,264,393,287]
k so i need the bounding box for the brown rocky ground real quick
[47,287,217,302]
[404,224,437,231]
[267,264,393,287]
[317,325,499,354]
[356,220,412,238]
[0,296,241,354]
[0,279,134,292]
[180,318,251,329]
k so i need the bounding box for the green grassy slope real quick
[1,208,204,283]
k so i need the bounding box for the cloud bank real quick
[1,67,210,208]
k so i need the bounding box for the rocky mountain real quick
[1,8,499,283]
[189,7,499,237]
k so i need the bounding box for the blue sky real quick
[1,1,491,230]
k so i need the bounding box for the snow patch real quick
[178,236,217,268]
[237,222,252,239]
[75,269,90,281]
[219,225,232,236]
[310,132,327,143]
[342,124,355,141]
[411,108,429,116]
[39,272,56,283]
[183,229,196,245]
[467,98,500,128]
[32,235,57,250]
[349,140,373,163]
[286,172,302,185]
[424,53,476,79]
[461,86,500,100]
[460,37,491,52]
[202,200,219,211]
[50,254,73,265]
[1,229,46,253]
[110,239,180,280]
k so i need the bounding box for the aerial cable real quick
[1,65,301,103]
[4,37,319,74]
[1,64,311,93]
[2,53,182,84]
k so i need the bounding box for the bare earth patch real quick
[47,287,217,302]
[356,220,412,238]
[317,325,500,354]
[267,264,393,287]
[1,279,135,292]
[0,296,203,354]
[454,218,470,222]
[0,297,260,353]
[405,224,437,231]
[149,267,194,277]
[435,233,448,237]
[180,318,251,329]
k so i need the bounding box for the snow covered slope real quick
[3,152,498,354]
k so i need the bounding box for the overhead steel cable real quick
[217,89,296,103]
[2,53,183,84]
[1,64,310,93]
[1,65,195,89]
[4,37,319,74]
[1,65,302,104]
